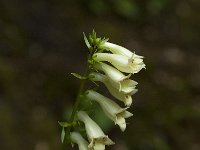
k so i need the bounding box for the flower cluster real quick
[61,31,145,150]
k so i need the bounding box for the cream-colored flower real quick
[86,90,133,132]
[100,41,143,59]
[93,62,137,94]
[93,53,145,74]
[70,132,89,150]
[77,111,114,150]
[89,72,137,106]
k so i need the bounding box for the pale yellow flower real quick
[93,62,137,94]
[77,111,114,150]
[100,42,143,59]
[89,72,137,106]
[86,90,133,131]
[93,53,145,74]
[70,132,89,150]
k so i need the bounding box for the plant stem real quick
[64,52,92,145]
[69,54,91,123]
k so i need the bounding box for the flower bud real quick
[70,132,89,150]
[93,53,145,74]
[86,90,133,132]
[100,42,143,59]
[77,111,114,150]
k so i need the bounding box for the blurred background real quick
[0,0,200,150]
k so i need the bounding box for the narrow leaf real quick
[58,121,71,127]
[71,73,87,80]
[83,32,91,49]
[61,127,65,143]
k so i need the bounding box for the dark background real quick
[0,0,200,150]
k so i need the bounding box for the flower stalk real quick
[65,48,93,145]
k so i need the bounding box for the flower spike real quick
[61,31,146,150]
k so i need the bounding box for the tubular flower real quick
[89,72,137,106]
[93,53,145,74]
[100,41,144,59]
[70,132,89,150]
[77,111,114,150]
[86,90,133,132]
[93,62,137,94]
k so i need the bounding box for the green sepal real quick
[88,30,97,47]
[91,30,97,40]
[88,74,99,87]
[71,73,87,80]
[98,37,109,51]
[101,37,109,45]
[88,59,93,64]
[84,30,110,54]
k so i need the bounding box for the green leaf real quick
[58,121,71,127]
[61,127,65,143]
[83,32,91,50]
[71,73,87,80]
[58,121,79,129]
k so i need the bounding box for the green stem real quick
[64,52,92,145]
[69,54,91,123]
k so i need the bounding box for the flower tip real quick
[104,136,115,145]
[93,143,105,150]
[124,111,133,118]
[124,96,132,107]
[119,122,126,132]
[88,136,114,150]
[116,117,126,132]
[143,64,146,69]
[70,132,89,150]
